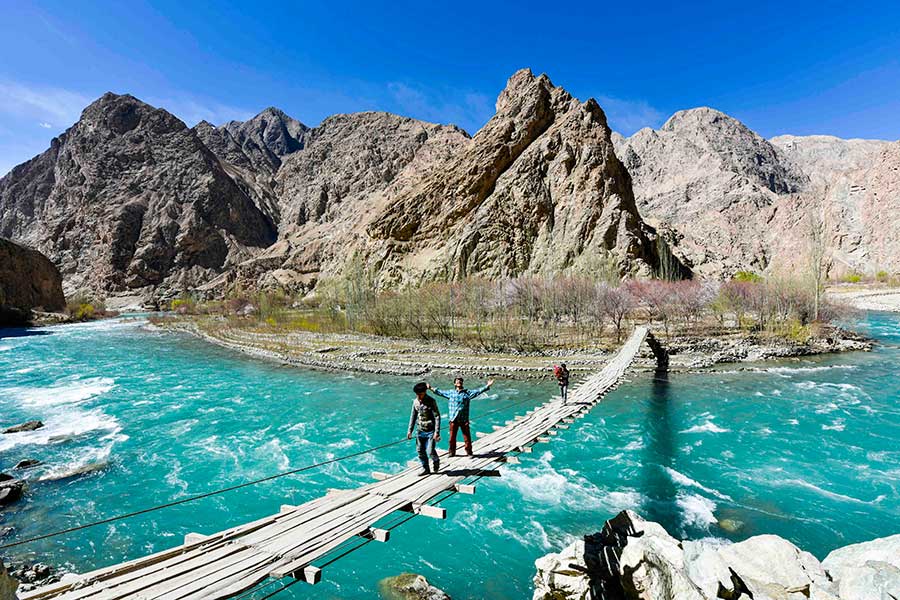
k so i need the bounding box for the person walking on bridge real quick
[428,376,494,457]
[555,363,570,404]
[407,382,441,476]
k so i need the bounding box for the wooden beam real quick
[183,533,207,545]
[548,430,558,436]
[454,483,476,494]
[401,503,446,519]
[517,445,533,453]
[361,528,390,542]
[556,424,570,430]
[500,455,520,464]
[492,424,504,431]
[537,436,551,443]
[279,504,297,513]
[372,471,391,481]
[303,566,322,585]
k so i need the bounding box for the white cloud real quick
[0,80,91,128]
[596,94,665,136]
[387,82,492,135]
[39,122,52,128]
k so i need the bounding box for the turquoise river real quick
[2,313,900,599]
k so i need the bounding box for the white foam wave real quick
[665,467,732,501]
[0,408,121,452]
[681,420,730,434]
[782,479,885,505]
[822,419,846,432]
[0,345,12,352]
[10,376,116,408]
[677,493,717,529]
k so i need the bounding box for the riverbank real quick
[828,283,900,313]
[153,317,873,379]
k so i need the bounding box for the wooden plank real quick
[454,483,476,494]
[183,533,207,545]
[372,471,391,481]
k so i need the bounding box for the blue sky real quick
[2,0,900,175]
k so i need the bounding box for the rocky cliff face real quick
[533,510,900,600]
[614,108,808,277]
[0,238,64,325]
[0,93,277,299]
[216,69,681,294]
[365,69,679,286]
[616,108,898,278]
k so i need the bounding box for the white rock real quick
[620,535,707,600]
[717,534,834,597]
[683,540,738,599]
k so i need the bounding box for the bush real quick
[733,271,762,283]
[842,272,863,283]
[876,270,890,282]
[170,296,197,315]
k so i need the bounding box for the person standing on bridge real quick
[555,363,570,404]
[407,382,441,476]
[427,376,494,457]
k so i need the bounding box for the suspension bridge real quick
[13,326,652,600]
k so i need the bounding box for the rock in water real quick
[1,560,19,600]
[0,478,25,507]
[3,420,44,434]
[13,459,42,470]
[378,573,451,600]
[0,238,65,325]
[0,93,277,301]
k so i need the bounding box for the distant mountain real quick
[0,93,276,298]
[0,71,682,302]
[615,108,898,278]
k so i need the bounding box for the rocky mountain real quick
[0,238,65,325]
[614,107,809,277]
[616,108,898,278]
[0,93,277,299]
[533,510,900,600]
[212,69,683,294]
[194,108,307,225]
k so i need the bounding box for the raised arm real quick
[468,379,495,400]
[427,383,450,399]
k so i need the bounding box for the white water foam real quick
[681,420,730,434]
[10,376,116,408]
[677,493,717,529]
[781,478,886,505]
[664,467,732,501]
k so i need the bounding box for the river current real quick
[1,313,899,599]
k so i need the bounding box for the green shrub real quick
[733,271,762,283]
[876,270,890,282]
[842,272,863,283]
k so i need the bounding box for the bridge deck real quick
[22,327,648,600]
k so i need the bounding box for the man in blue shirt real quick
[427,376,494,457]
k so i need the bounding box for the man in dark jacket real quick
[428,376,494,457]
[407,382,441,475]
[557,363,570,404]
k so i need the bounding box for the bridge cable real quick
[0,391,548,551]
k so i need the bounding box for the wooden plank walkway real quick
[22,326,648,600]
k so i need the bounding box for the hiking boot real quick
[432,461,440,473]
[417,467,430,476]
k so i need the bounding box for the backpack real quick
[553,365,561,378]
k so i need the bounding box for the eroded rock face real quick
[0,560,18,600]
[614,108,808,277]
[0,238,65,323]
[367,69,680,286]
[616,108,899,279]
[0,93,277,300]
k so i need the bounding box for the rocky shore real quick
[828,285,900,313]
[533,510,899,600]
[156,319,873,380]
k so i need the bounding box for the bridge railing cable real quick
[0,391,546,552]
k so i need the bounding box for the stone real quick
[3,420,44,434]
[716,535,835,598]
[0,478,25,506]
[822,534,900,600]
[378,573,451,600]
[619,534,706,600]
[682,540,742,599]
[13,459,42,470]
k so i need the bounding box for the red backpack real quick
[553,365,562,378]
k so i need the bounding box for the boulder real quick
[682,540,743,599]
[1,560,18,600]
[0,478,25,507]
[823,534,900,600]
[716,535,835,598]
[619,534,706,600]
[13,459,42,470]
[3,420,44,434]
[378,573,450,600]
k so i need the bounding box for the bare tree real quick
[807,202,828,322]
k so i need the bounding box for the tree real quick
[806,203,828,322]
